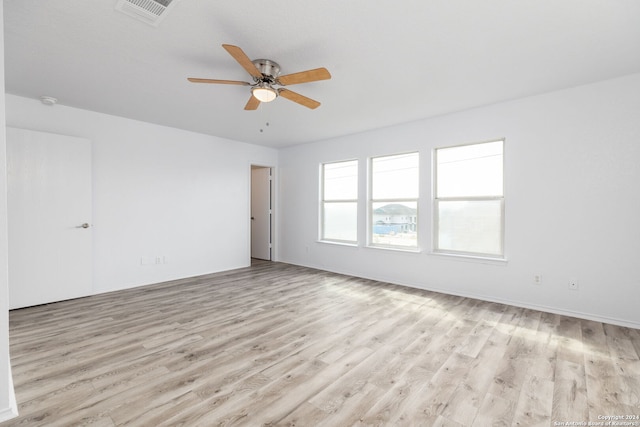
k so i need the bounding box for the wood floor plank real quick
[204,346,375,426]
[2,260,639,426]
[472,393,515,426]
[440,382,484,426]
[511,375,554,426]
[357,366,433,426]
[552,359,589,422]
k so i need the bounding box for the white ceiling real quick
[4,1,640,148]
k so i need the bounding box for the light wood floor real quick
[2,261,639,426]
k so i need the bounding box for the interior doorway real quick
[251,166,273,261]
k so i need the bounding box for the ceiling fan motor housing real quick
[252,59,280,82]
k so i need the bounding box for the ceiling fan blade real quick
[244,95,260,110]
[278,89,321,109]
[187,78,251,86]
[222,44,263,79]
[278,68,331,86]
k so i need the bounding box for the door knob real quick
[79,223,90,229]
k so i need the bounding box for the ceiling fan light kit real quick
[188,44,331,110]
[252,82,278,103]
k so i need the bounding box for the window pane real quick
[371,201,417,247]
[372,153,419,199]
[323,202,357,242]
[437,140,503,198]
[324,160,358,200]
[437,200,502,255]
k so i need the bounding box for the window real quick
[320,160,358,243]
[434,139,504,258]
[370,152,419,249]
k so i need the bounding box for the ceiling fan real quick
[188,44,331,110]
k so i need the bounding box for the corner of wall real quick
[0,0,19,421]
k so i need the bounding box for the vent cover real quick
[115,0,178,26]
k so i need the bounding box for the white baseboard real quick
[0,360,18,423]
[0,406,18,423]
[413,283,640,330]
[285,260,640,330]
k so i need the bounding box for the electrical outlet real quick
[141,256,154,266]
[534,274,542,285]
[568,278,579,291]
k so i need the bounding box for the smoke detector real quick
[40,96,58,106]
[115,0,180,26]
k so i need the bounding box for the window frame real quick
[319,159,359,245]
[368,151,420,251]
[433,139,505,259]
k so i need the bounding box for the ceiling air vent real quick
[115,0,179,26]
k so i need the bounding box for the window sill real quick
[366,245,422,254]
[430,251,508,265]
[317,240,358,248]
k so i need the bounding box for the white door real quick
[251,167,271,260]
[7,127,93,309]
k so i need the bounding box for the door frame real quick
[250,164,275,262]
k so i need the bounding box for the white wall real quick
[279,73,640,328]
[6,94,278,294]
[0,1,18,421]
